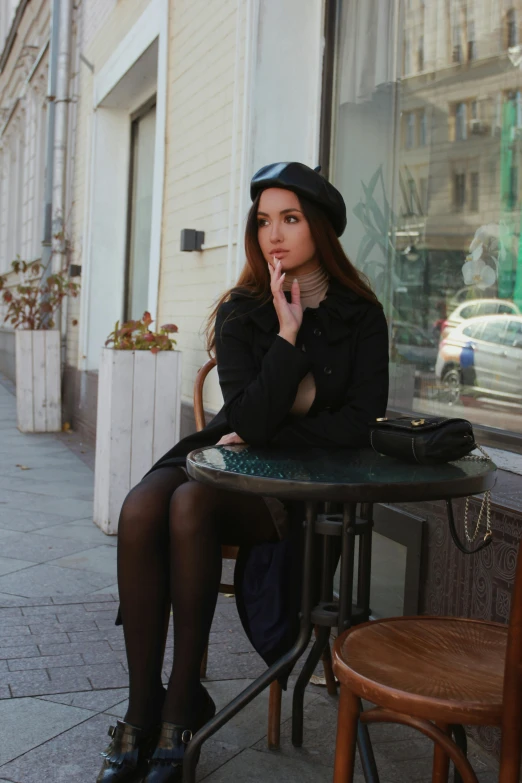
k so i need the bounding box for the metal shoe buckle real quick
[181,729,193,744]
[108,725,116,738]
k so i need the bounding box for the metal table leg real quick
[291,624,331,746]
[338,502,357,632]
[291,509,338,746]
[356,503,373,619]
[182,501,318,783]
[339,504,379,783]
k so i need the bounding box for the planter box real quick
[93,348,182,535]
[15,330,61,432]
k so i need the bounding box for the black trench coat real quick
[115,277,389,672]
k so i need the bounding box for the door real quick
[124,101,157,322]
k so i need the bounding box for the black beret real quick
[250,161,347,236]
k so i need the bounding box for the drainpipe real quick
[40,0,60,288]
[51,0,73,276]
[40,0,73,361]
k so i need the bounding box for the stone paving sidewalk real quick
[0,377,500,782]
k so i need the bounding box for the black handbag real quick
[369,415,492,554]
[369,415,476,465]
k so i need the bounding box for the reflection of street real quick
[412,390,522,435]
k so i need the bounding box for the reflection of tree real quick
[352,166,440,330]
[351,165,398,319]
[500,96,522,308]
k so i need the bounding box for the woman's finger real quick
[270,260,282,295]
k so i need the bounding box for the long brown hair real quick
[205,191,380,355]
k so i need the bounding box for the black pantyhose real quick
[116,466,278,730]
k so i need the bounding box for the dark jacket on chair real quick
[114,277,389,668]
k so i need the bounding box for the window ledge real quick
[486,447,522,477]
[477,448,522,514]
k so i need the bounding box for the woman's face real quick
[257,188,318,275]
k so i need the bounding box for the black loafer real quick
[96,718,161,782]
[142,689,216,782]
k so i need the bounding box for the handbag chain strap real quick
[461,444,492,544]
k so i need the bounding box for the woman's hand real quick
[216,432,246,446]
[269,258,303,345]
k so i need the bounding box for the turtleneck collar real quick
[282,265,329,309]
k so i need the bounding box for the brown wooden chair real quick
[194,358,283,749]
[331,538,522,782]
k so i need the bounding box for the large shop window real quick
[124,100,157,322]
[330,0,522,444]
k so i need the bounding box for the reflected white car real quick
[441,298,520,339]
[435,315,522,404]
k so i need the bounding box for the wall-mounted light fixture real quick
[180,229,205,252]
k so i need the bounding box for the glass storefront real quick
[331,0,522,439]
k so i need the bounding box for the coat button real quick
[324,366,332,375]
[313,328,322,336]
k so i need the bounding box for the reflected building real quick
[331,0,522,435]
[398,0,522,329]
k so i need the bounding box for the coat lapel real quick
[231,277,371,343]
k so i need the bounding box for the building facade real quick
[0,0,80,379]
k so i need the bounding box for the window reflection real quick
[332,0,522,437]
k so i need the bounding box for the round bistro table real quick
[182,445,497,783]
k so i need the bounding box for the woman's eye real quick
[257,219,268,227]
[285,215,298,223]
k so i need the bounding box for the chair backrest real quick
[500,538,522,778]
[193,358,217,432]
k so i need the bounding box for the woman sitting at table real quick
[96,162,389,782]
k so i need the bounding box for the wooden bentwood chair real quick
[332,536,522,782]
[194,358,337,750]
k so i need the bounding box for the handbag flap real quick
[370,416,471,433]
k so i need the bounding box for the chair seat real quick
[333,616,507,726]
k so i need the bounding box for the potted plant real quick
[0,259,80,433]
[93,312,181,534]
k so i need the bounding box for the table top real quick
[186,446,497,503]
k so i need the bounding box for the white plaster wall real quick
[249,0,324,174]
[85,109,130,364]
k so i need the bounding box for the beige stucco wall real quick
[157,0,245,412]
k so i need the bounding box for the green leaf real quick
[368,198,387,235]
[356,235,377,268]
[366,165,382,199]
[352,201,369,226]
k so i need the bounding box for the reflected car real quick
[390,321,438,371]
[447,285,496,312]
[440,298,520,339]
[435,315,522,404]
